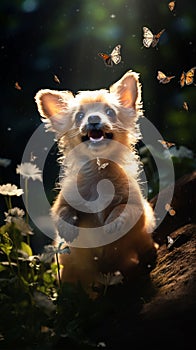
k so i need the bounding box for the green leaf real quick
[43,271,54,284]
[0,263,7,272]
[20,242,32,256]
[0,231,13,256]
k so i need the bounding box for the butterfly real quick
[96,158,109,171]
[180,67,196,87]
[183,101,189,111]
[98,44,121,67]
[168,1,176,12]
[15,81,22,90]
[158,140,175,148]
[157,71,175,84]
[142,27,165,48]
[165,203,176,216]
[53,74,60,84]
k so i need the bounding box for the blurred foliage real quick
[0,186,146,349]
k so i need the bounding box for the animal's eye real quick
[105,108,116,119]
[75,111,85,125]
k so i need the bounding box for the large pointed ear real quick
[35,89,74,132]
[109,70,141,109]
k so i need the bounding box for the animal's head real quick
[35,70,142,156]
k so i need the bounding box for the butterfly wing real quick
[157,71,167,83]
[168,1,175,11]
[143,27,153,48]
[110,44,121,65]
[53,74,60,84]
[180,72,185,87]
[156,29,165,39]
[152,29,165,47]
[167,75,175,83]
[185,67,195,85]
[158,73,175,84]
[158,140,175,148]
[98,52,113,66]
[15,82,22,90]
[183,101,189,111]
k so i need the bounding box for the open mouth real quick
[82,129,113,143]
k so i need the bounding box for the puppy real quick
[35,70,157,295]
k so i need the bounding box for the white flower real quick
[0,183,24,196]
[39,242,70,263]
[4,207,25,221]
[16,162,42,181]
[7,217,33,235]
[4,207,33,235]
[4,212,33,236]
[39,245,57,263]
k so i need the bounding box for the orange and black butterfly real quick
[158,139,175,149]
[168,1,176,12]
[98,44,121,67]
[157,71,175,84]
[143,27,165,48]
[180,67,196,87]
[165,203,176,216]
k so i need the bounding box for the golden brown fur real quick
[35,70,157,295]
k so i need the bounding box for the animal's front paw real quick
[55,208,79,243]
[103,204,143,235]
[56,220,79,242]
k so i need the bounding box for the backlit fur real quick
[35,70,157,295]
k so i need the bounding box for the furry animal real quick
[35,70,157,295]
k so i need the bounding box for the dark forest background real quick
[0,0,195,220]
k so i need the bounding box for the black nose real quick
[88,115,101,124]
